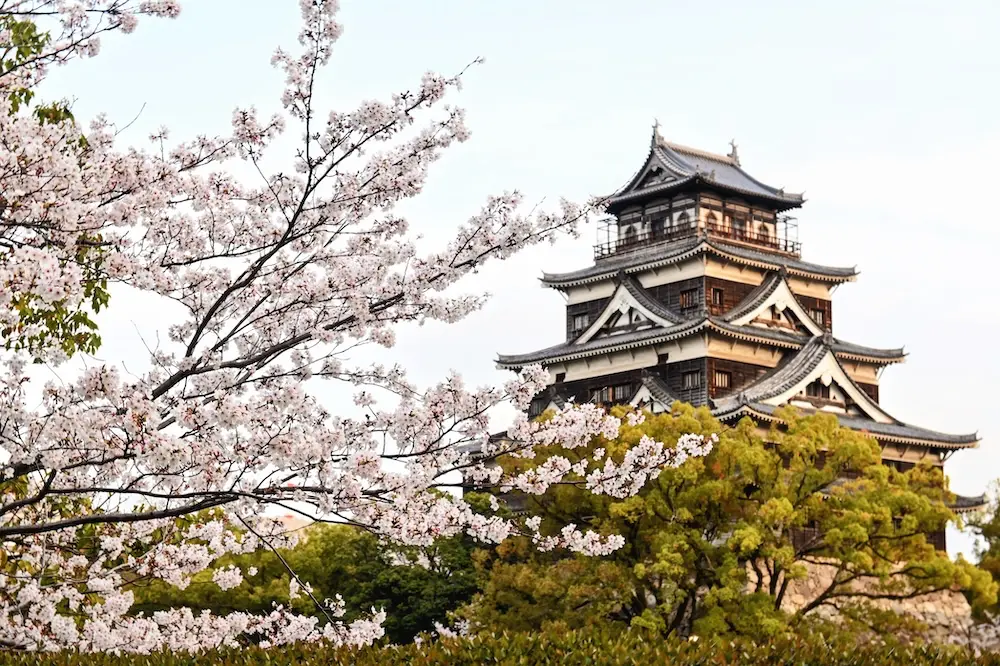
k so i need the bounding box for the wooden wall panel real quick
[707,358,771,399]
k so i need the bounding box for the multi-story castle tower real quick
[497,128,983,544]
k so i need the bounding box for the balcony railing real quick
[593,221,801,260]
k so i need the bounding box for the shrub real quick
[1,629,996,665]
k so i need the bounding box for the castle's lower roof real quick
[496,317,903,369]
[712,400,979,450]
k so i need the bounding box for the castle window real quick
[679,289,698,309]
[651,216,665,238]
[714,370,732,389]
[657,353,669,365]
[590,386,611,404]
[682,371,701,389]
[555,372,566,383]
[572,313,589,332]
[675,211,690,230]
[805,380,830,399]
[711,288,724,306]
[612,384,632,402]
[810,309,825,326]
[623,226,638,246]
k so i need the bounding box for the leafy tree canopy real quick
[460,404,995,641]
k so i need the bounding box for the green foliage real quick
[969,484,1000,618]
[1,628,998,665]
[0,16,107,359]
[461,404,996,641]
[130,523,481,645]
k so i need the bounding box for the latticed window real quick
[679,289,698,309]
[612,384,632,402]
[714,370,731,389]
[712,288,724,306]
[572,313,589,332]
[590,386,611,404]
[810,308,825,326]
[682,371,701,389]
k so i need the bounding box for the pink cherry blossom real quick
[0,0,710,653]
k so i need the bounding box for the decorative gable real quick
[574,278,681,345]
[727,274,825,337]
[759,348,894,424]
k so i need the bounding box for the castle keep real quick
[497,128,982,545]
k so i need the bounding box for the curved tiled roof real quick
[498,316,902,369]
[709,318,904,363]
[721,272,784,323]
[712,401,979,449]
[621,274,685,323]
[952,494,988,513]
[540,237,857,289]
[496,317,708,369]
[727,337,831,403]
[640,372,679,407]
[608,132,804,210]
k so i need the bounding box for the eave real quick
[713,402,980,451]
[539,238,858,290]
[497,317,904,371]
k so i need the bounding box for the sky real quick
[37,0,1000,557]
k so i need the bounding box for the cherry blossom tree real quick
[0,0,712,652]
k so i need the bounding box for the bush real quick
[2,629,997,665]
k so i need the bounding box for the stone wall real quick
[747,559,979,646]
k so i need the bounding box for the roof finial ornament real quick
[651,118,662,145]
[728,138,740,166]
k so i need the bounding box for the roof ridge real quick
[721,271,783,323]
[659,138,736,166]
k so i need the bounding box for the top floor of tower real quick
[595,125,805,261]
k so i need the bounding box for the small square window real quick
[810,309,825,326]
[657,353,669,365]
[711,288,724,306]
[714,370,731,389]
[682,371,701,389]
[679,289,698,309]
[612,384,632,402]
[555,372,566,383]
[572,313,589,332]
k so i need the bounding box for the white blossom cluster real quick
[0,0,711,653]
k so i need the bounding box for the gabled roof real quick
[573,273,684,345]
[711,336,897,424]
[639,372,679,407]
[607,129,805,212]
[722,272,784,323]
[712,400,980,450]
[621,274,685,323]
[723,272,823,337]
[540,237,858,289]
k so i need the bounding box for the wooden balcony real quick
[593,221,802,260]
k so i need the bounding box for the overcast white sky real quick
[39,0,1000,557]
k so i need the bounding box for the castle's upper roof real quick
[540,236,858,289]
[606,129,804,212]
